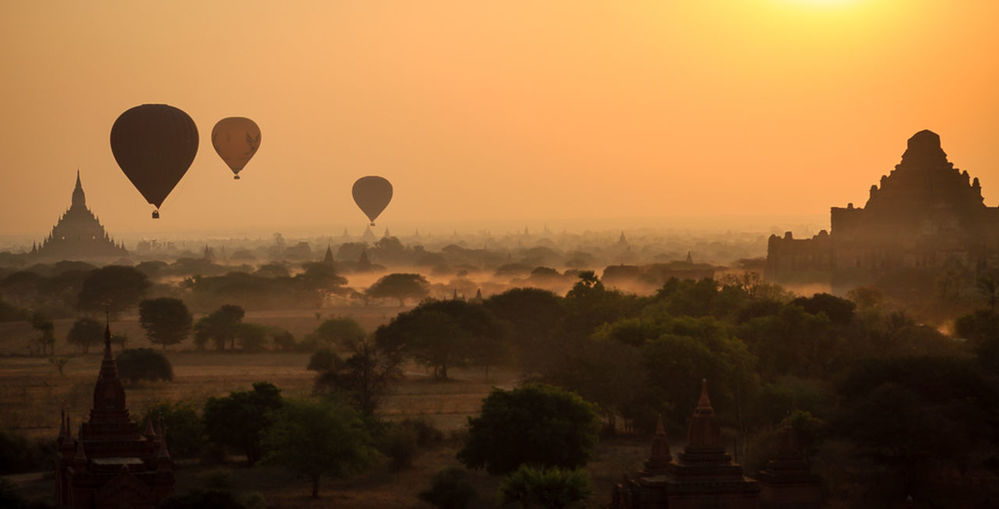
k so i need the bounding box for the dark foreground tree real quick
[143,401,205,459]
[458,384,600,475]
[66,317,104,353]
[375,299,503,380]
[419,466,477,509]
[139,297,193,350]
[833,356,999,501]
[314,340,402,417]
[499,464,591,509]
[203,382,283,465]
[263,398,375,498]
[116,348,173,383]
[77,265,150,318]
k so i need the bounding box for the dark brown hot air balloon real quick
[110,104,199,218]
[352,176,393,226]
[211,117,261,180]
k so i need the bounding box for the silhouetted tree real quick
[499,465,591,509]
[314,340,402,417]
[194,304,245,351]
[235,323,268,352]
[832,357,999,502]
[203,382,283,465]
[262,398,375,498]
[458,384,600,475]
[139,297,193,350]
[305,317,366,349]
[143,401,205,459]
[375,299,502,380]
[77,265,150,318]
[298,262,348,307]
[66,317,104,353]
[484,288,566,374]
[30,312,54,356]
[117,348,173,383]
[366,273,430,306]
[419,467,477,509]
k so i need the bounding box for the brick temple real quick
[611,380,821,509]
[55,321,174,508]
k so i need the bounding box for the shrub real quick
[499,464,590,509]
[419,466,477,509]
[0,428,55,474]
[379,425,418,471]
[458,384,600,475]
[143,401,205,458]
[307,349,341,372]
[116,348,173,383]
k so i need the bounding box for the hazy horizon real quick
[2,1,997,238]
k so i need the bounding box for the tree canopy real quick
[139,297,193,350]
[203,381,283,465]
[458,384,600,475]
[366,273,430,306]
[77,265,150,318]
[262,397,375,498]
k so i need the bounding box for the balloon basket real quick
[152,210,160,219]
[234,175,240,180]
[370,222,376,227]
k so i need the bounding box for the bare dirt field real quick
[0,319,648,508]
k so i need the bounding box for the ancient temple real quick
[55,321,174,508]
[755,424,822,509]
[33,172,127,261]
[766,130,999,292]
[612,381,761,509]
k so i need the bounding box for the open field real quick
[0,333,648,508]
[0,305,410,356]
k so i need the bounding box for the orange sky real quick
[1,1,997,238]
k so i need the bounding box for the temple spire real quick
[644,414,672,473]
[103,311,112,359]
[71,170,86,209]
[686,379,722,452]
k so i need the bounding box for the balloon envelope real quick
[352,176,393,225]
[211,117,261,179]
[110,104,199,210]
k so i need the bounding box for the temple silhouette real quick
[55,321,174,508]
[32,172,127,261]
[611,381,821,509]
[766,130,998,292]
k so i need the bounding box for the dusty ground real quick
[0,313,649,508]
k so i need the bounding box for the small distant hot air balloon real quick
[211,117,261,180]
[352,176,393,226]
[110,104,199,218]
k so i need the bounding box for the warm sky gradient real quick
[1,0,997,238]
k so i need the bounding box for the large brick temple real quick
[32,171,127,261]
[766,130,999,292]
[55,322,174,508]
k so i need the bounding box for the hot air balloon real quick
[110,104,199,218]
[211,117,261,180]
[352,176,393,226]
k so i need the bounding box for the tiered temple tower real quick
[766,130,999,291]
[33,172,127,261]
[613,381,760,509]
[55,321,174,508]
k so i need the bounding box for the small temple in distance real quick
[55,320,174,508]
[611,380,821,509]
[32,171,127,261]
